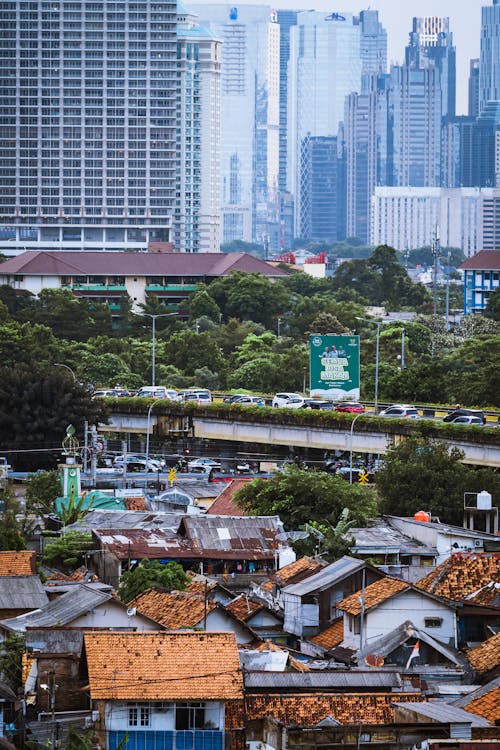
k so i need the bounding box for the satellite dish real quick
[126,607,137,617]
[276,530,310,541]
[303,523,325,541]
[365,653,385,667]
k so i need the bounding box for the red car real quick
[334,402,365,414]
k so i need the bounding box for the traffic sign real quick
[358,469,369,484]
[168,468,177,485]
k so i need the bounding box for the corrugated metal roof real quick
[0,576,48,610]
[0,584,112,632]
[393,700,490,727]
[26,629,84,656]
[181,515,284,558]
[351,522,437,555]
[244,672,402,690]
[282,556,365,596]
[67,510,183,532]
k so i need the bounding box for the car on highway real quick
[92,389,122,399]
[443,408,485,424]
[187,457,222,473]
[135,386,178,400]
[301,399,334,410]
[272,392,305,409]
[447,415,484,425]
[230,395,265,406]
[379,404,420,419]
[334,401,365,414]
[113,454,165,471]
[178,389,212,405]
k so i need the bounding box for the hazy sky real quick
[233,0,483,114]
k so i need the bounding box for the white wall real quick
[342,590,456,649]
[204,608,252,644]
[125,276,146,310]
[70,599,160,630]
[105,701,224,732]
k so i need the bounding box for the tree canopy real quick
[118,560,189,603]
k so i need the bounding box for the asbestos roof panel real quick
[351,523,437,555]
[282,556,365,596]
[26,629,84,656]
[393,700,490,727]
[0,584,112,631]
[244,671,402,690]
[0,576,48,610]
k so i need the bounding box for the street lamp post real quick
[54,362,76,382]
[356,317,382,414]
[145,398,164,471]
[139,313,177,387]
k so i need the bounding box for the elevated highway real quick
[101,404,500,468]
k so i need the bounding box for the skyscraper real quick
[301,137,343,241]
[176,5,221,253]
[480,0,500,114]
[344,74,390,242]
[190,3,280,247]
[359,10,387,78]
[277,10,298,195]
[390,17,455,188]
[469,59,480,118]
[0,0,177,253]
[288,11,361,238]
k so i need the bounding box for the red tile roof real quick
[459,250,500,271]
[0,551,36,576]
[0,251,287,278]
[466,634,500,674]
[130,587,217,629]
[460,686,500,723]
[84,631,244,701]
[337,577,409,615]
[245,693,423,726]
[272,556,327,588]
[415,553,500,602]
[225,595,265,622]
[309,619,344,651]
[206,480,250,516]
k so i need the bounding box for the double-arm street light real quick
[138,312,177,387]
[356,318,406,413]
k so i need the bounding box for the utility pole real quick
[445,248,451,329]
[432,225,440,316]
[91,426,98,487]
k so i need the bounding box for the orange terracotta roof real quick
[463,687,500,723]
[466,634,500,674]
[185,579,217,597]
[206,480,249,516]
[84,631,244,701]
[131,587,217,629]
[0,551,36,576]
[310,619,344,651]
[245,693,423,726]
[225,595,264,622]
[46,566,99,583]
[415,553,500,602]
[124,497,148,511]
[337,577,409,615]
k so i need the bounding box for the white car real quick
[135,386,178,400]
[449,415,484,425]
[272,392,305,409]
[379,404,420,419]
[187,457,222,473]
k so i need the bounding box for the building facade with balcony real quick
[460,249,500,314]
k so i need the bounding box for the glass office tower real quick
[480,0,500,114]
[0,0,177,253]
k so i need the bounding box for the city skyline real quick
[213,0,482,115]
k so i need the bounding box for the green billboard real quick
[309,334,360,400]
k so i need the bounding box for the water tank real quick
[414,510,430,522]
[477,491,492,510]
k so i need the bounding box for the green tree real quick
[0,486,26,551]
[24,288,98,341]
[376,437,500,524]
[189,289,221,324]
[118,560,189,603]
[216,318,265,357]
[41,531,93,573]
[25,470,62,515]
[234,465,378,529]
[307,312,349,335]
[207,272,290,328]
[220,239,265,257]
[165,330,225,377]
[0,633,25,693]
[0,366,105,471]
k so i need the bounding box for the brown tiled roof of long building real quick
[309,619,344,651]
[415,553,500,602]
[466,634,500,674]
[84,631,244,701]
[130,587,217,629]
[459,250,500,271]
[245,693,424,726]
[0,551,36,576]
[337,577,409,615]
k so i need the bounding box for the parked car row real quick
[93,386,212,404]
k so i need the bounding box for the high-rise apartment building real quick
[469,59,480,118]
[0,0,177,253]
[480,0,500,114]
[288,11,361,238]
[190,4,280,247]
[277,10,298,196]
[176,5,221,253]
